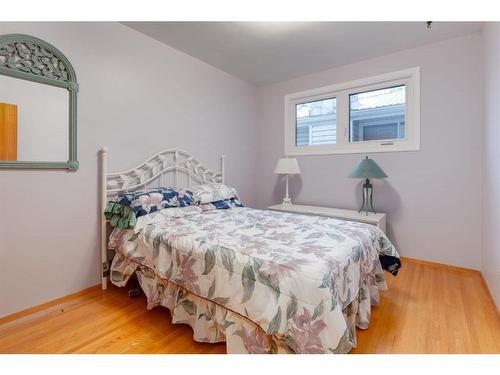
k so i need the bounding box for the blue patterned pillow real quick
[115,187,196,218]
[200,197,244,211]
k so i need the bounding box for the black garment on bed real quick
[379,255,401,276]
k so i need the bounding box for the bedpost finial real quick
[99,147,108,155]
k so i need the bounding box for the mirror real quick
[0,34,78,170]
[0,75,69,161]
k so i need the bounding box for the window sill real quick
[285,140,420,156]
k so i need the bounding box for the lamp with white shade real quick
[274,158,301,205]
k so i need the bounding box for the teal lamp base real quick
[358,178,376,215]
[349,156,387,215]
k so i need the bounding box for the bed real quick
[99,148,400,354]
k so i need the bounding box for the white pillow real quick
[190,183,238,204]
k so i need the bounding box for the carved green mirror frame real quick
[0,34,78,170]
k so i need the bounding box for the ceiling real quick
[122,22,483,86]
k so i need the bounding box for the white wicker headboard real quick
[100,147,224,196]
[98,147,225,289]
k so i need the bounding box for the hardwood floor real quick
[0,257,498,354]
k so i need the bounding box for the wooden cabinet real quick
[0,103,17,160]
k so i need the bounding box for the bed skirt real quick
[111,252,386,354]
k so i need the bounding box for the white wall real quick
[482,23,500,308]
[255,33,483,270]
[0,22,258,317]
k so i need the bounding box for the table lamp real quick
[349,156,387,215]
[274,158,301,205]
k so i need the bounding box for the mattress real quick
[109,207,399,353]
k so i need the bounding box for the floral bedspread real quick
[109,207,398,353]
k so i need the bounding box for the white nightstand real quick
[268,203,386,233]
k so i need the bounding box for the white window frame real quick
[284,67,420,156]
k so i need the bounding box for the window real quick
[296,97,336,146]
[350,85,405,142]
[284,68,420,155]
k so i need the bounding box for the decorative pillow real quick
[105,187,196,229]
[199,197,244,211]
[190,183,238,204]
[105,201,137,229]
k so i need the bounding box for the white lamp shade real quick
[274,158,301,175]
